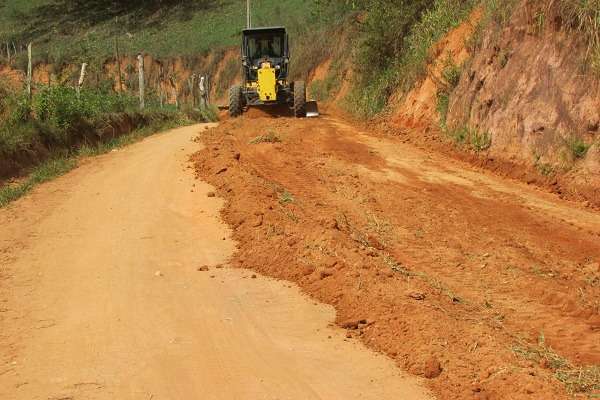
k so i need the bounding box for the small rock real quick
[407,292,426,301]
[251,215,263,227]
[207,192,216,197]
[233,152,241,160]
[319,269,334,279]
[423,357,442,379]
[301,266,314,276]
[154,271,163,277]
[340,320,361,329]
[525,385,535,394]
[215,167,228,175]
[287,237,298,246]
[197,266,209,272]
[367,235,385,250]
[251,274,257,279]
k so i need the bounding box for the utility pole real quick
[246,0,251,28]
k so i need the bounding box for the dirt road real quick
[0,124,433,399]
[194,112,600,399]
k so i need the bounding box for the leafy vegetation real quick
[565,135,591,159]
[448,125,491,151]
[346,0,476,117]
[436,57,462,129]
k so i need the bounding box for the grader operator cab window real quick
[248,35,283,59]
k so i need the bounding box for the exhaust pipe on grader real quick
[228,26,319,118]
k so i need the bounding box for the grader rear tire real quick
[293,81,306,118]
[229,85,243,117]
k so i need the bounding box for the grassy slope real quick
[0,0,317,62]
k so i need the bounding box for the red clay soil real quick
[191,112,600,399]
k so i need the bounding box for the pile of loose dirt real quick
[192,115,600,399]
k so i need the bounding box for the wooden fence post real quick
[77,63,87,97]
[159,64,164,108]
[169,76,178,109]
[115,37,123,92]
[137,53,145,110]
[26,43,32,98]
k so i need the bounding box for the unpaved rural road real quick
[0,124,432,400]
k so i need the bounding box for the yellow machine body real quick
[257,63,277,102]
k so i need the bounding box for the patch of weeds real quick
[441,57,462,89]
[534,154,555,176]
[282,208,298,222]
[436,91,450,130]
[448,125,491,151]
[498,48,511,68]
[383,255,415,277]
[278,189,294,205]
[383,255,463,303]
[565,136,590,159]
[448,126,468,145]
[249,131,282,144]
[533,10,546,34]
[470,129,492,151]
[436,57,462,130]
[513,332,600,395]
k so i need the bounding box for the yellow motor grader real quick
[228,26,318,118]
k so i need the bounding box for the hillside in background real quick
[0,0,324,63]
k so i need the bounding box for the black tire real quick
[229,85,243,117]
[293,80,306,118]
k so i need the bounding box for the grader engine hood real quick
[257,63,277,102]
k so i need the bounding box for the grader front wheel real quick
[229,85,244,117]
[293,81,306,118]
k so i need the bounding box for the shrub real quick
[565,136,590,159]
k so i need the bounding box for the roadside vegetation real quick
[0,78,215,207]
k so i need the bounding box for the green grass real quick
[565,136,590,159]
[0,0,323,63]
[0,115,188,208]
[436,57,462,129]
[278,189,294,204]
[448,125,491,151]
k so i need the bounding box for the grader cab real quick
[228,26,318,118]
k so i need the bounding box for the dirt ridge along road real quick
[0,123,434,399]
[193,112,600,400]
